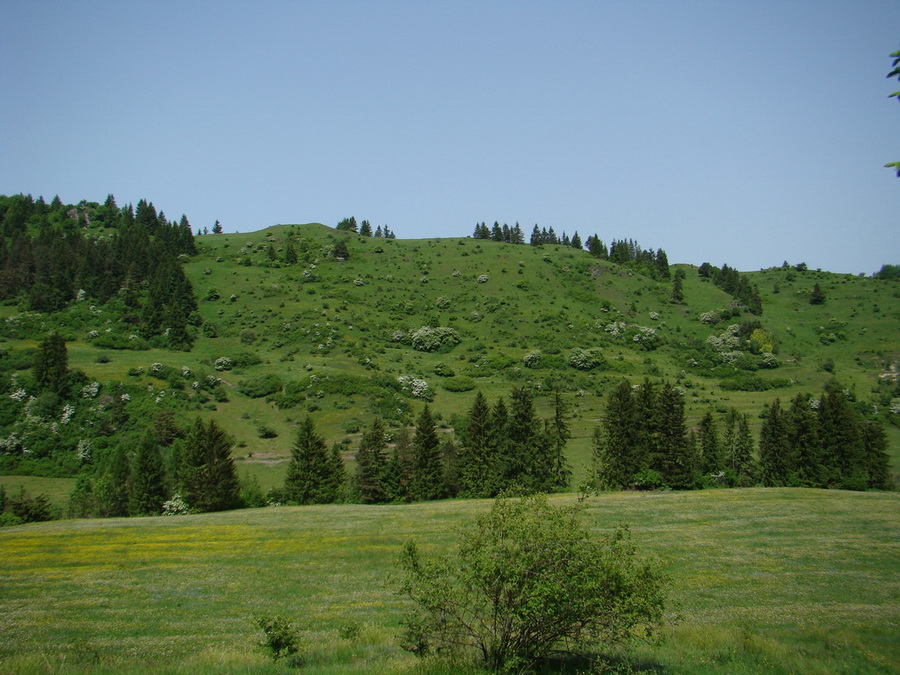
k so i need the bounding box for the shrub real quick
[410,326,461,353]
[237,374,283,398]
[255,615,302,663]
[441,376,475,392]
[568,347,606,371]
[399,495,668,672]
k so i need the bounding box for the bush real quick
[237,374,283,398]
[255,615,303,664]
[399,494,668,673]
[568,347,606,371]
[409,326,461,353]
[441,376,476,392]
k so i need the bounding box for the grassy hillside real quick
[1,489,897,673]
[1,223,898,491]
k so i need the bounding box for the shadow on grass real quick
[533,652,667,674]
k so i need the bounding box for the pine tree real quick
[458,391,497,497]
[670,269,685,304]
[733,413,757,486]
[809,282,826,305]
[355,418,388,503]
[759,399,792,486]
[359,219,373,237]
[33,331,69,394]
[548,392,572,489]
[698,410,723,475]
[860,420,895,490]
[786,394,823,487]
[283,241,298,265]
[655,384,694,489]
[212,219,223,234]
[129,433,167,516]
[95,445,130,517]
[285,417,339,504]
[570,231,582,250]
[179,418,240,512]
[409,405,444,501]
[817,383,865,489]
[595,380,639,489]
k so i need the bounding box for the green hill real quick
[1,220,898,495]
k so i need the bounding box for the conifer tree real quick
[670,269,685,304]
[733,413,757,486]
[285,416,339,504]
[595,381,639,489]
[860,420,895,490]
[212,219,223,234]
[809,282,826,305]
[129,433,167,516]
[548,392,572,489]
[458,391,497,497]
[355,418,388,503]
[33,331,69,394]
[507,387,542,487]
[698,410,723,475]
[818,383,865,488]
[570,231,582,250]
[410,405,444,501]
[179,418,240,512]
[359,220,373,237]
[95,445,130,517]
[786,394,823,487]
[759,399,792,486]
[654,384,694,489]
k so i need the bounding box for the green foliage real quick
[284,416,344,504]
[255,615,302,663]
[178,418,240,512]
[409,326,461,352]
[236,373,282,398]
[398,494,669,672]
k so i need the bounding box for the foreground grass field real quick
[1,488,897,673]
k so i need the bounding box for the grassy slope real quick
[0,489,897,673]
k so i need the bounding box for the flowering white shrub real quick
[410,326,460,352]
[60,404,75,425]
[761,352,779,368]
[87,330,99,339]
[76,289,87,302]
[523,350,542,368]
[632,326,660,349]
[354,278,365,286]
[420,277,429,284]
[890,398,900,415]
[150,362,164,375]
[81,381,100,398]
[181,365,192,378]
[162,494,190,515]
[568,347,606,371]
[120,393,131,402]
[452,269,461,278]
[0,433,25,455]
[9,388,28,402]
[699,311,720,324]
[398,375,432,400]
[477,274,488,283]
[391,330,406,343]
[76,439,92,463]
[214,357,233,371]
[649,311,660,321]
[207,375,222,386]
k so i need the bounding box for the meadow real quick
[1,488,897,673]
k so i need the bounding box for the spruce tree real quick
[212,219,223,234]
[759,399,792,486]
[655,384,694,489]
[34,331,69,394]
[355,418,388,503]
[733,413,757,486]
[809,282,826,305]
[129,433,167,516]
[359,219,373,237]
[548,392,572,489]
[698,410,723,476]
[95,445,130,517]
[860,420,895,490]
[817,383,865,488]
[786,394,823,487]
[596,380,639,489]
[670,269,685,304]
[410,405,444,501]
[458,391,497,497]
[180,418,240,512]
[507,387,542,488]
[285,416,337,504]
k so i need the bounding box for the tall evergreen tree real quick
[359,220,373,237]
[285,416,340,504]
[733,413,757,486]
[458,391,497,497]
[860,420,895,490]
[786,394,823,487]
[654,384,694,489]
[595,381,639,489]
[410,405,444,501]
[698,410,723,475]
[548,391,572,489]
[355,418,388,503]
[759,399,792,486]
[179,418,240,512]
[670,268,685,304]
[817,383,865,488]
[95,445,130,517]
[33,331,69,394]
[129,433,167,516]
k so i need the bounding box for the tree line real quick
[698,261,763,315]
[592,379,894,491]
[0,193,199,349]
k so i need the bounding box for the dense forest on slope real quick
[0,194,897,522]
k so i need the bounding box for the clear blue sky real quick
[2,1,898,274]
